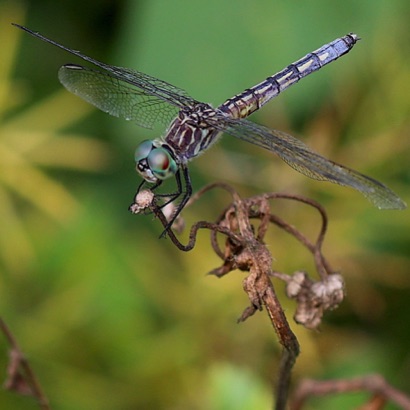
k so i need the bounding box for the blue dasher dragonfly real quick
[14,24,405,232]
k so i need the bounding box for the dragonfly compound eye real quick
[134,140,155,163]
[134,140,159,182]
[147,147,178,180]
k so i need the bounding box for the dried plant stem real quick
[150,184,306,409]
[130,182,410,409]
[291,375,410,410]
[0,317,51,410]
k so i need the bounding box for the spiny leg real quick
[159,165,192,238]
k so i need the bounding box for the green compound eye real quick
[147,147,178,180]
[134,141,177,182]
[134,140,154,163]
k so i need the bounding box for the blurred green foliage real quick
[1,0,409,409]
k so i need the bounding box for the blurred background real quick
[1,0,409,409]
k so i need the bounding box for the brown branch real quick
[129,183,348,409]
[148,184,306,409]
[291,375,410,410]
[0,317,51,410]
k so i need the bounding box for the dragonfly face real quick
[134,140,178,183]
[13,24,405,235]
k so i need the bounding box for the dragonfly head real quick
[134,140,178,183]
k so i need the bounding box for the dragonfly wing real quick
[59,64,180,128]
[13,24,198,125]
[210,114,406,210]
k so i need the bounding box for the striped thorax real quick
[164,103,221,162]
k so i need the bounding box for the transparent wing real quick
[13,24,198,127]
[59,64,180,128]
[209,113,406,210]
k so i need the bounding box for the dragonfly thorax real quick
[134,140,178,183]
[164,103,221,161]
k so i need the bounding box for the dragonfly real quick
[14,24,405,233]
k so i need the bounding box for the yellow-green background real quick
[1,1,409,409]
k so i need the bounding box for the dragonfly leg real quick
[128,178,163,215]
[155,174,183,209]
[159,165,192,238]
[130,167,192,237]
[133,178,162,202]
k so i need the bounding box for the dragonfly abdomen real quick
[220,33,359,120]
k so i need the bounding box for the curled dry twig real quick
[0,317,51,410]
[291,375,410,410]
[130,182,346,410]
[131,183,410,409]
[130,184,410,409]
